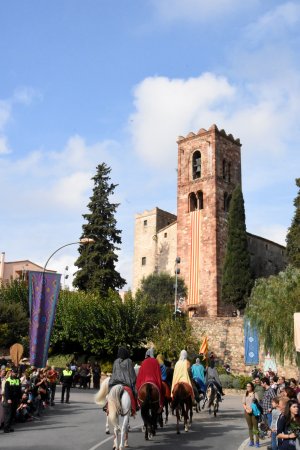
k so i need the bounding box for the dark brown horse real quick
[138,383,161,440]
[162,381,172,424]
[171,382,193,434]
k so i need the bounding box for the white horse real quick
[95,377,132,450]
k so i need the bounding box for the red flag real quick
[199,336,208,359]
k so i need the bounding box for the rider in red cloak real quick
[136,348,164,409]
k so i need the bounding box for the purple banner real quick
[28,271,61,368]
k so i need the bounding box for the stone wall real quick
[191,316,298,378]
[248,233,286,278]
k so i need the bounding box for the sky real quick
[0,0,299,289]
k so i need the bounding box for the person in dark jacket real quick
[3,368,22,433]
[109,347,137,413]
[60,364,73,404]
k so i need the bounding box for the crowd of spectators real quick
[0,355,102,434]
[243,366,300,449]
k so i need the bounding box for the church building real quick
[133,124,286,317]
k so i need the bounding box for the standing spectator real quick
[0,355,7,368]
[277,376,287,395]
[47,366,59,406]
[254,377,265,402]
[242,382,260,448]
[92,363,101,390]
[277,400,300,449]
[0,368,6,428]
[3,368,22,433]
[269,397,281,450]
[60,364,73,404]
[261,377,277,428]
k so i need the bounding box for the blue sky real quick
[0,0,299,288]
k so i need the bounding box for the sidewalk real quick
[238,437,271,450]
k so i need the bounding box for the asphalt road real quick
[0,387,248,450]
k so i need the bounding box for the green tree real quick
[0,301,28,348]
[73,163,126,296]
[138,272,187,306]
[245,265,300,363]
[150,315,199,360]
[286,178,300,268]
[222,185,253,310]
[51,289,153,356]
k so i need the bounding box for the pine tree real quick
[221,184,253,310]
[286,178,300,268]
[73,163,126,295]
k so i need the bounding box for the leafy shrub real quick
[232,378,242,389]
[47,354,74,369]
[219,374,235,388]
[236,375,252,390]
[101,361,113,374]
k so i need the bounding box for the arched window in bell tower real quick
[189,192,197,212]
[192,151,201,179]
[197,191,204,210]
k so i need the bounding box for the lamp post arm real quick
[43,242,80,272]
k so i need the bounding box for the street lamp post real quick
[174,256,181,317]
[43,237,94,272]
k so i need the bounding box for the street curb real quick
[238,437,271,450]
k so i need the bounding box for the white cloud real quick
[0,101,11,132]
[130,73,235,167]
[12,86,42,105]
[151,0,255,22]
[0,136,11,154]
[246,2,300,43]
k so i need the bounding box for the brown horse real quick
[171,382,193,434]
[138,383,161,440]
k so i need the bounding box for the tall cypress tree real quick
[286,178,300,268]
[73,163,126,296]
[221,184,253,310]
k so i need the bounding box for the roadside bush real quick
[101,361,113,374]
[219,374,235,388]
[232,378,242,389]
[47,354,74,369]
[236,375,252,389]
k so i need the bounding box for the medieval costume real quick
[171,350,193,396]
[136,348,164,408]
[109,347,137,414]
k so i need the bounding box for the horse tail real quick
[108,385,123,428]
[95,376,110,407]
[171,384,181,410]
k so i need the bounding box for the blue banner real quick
[244,320,259,365]
[28,271,61,368]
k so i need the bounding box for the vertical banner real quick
[244,320,259,365]
[28,271,61,368]
[294,313,300,352]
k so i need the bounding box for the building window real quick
[228,163,231,182]
[192,151,201,179]
[164,232,167,238]
[223,159,227,180]
[141,257,146,266]
[189,192,198,212]
[197,191,204,210]
[143,220,147,226]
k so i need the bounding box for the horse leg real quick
[106,413,110,434]
[119,413,129,450]
[165,402,169,425]
[176,407,180,434]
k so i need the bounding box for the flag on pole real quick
[28,271,61,368]
[199,336,208,359]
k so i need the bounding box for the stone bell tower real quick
[176,124,242,316]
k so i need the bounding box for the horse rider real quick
[191,357,206,395]
[157,353,171,402]
[136,348,164,410]
[108,347,137,415]
[206,358,225,399]
[171,350,200,405]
